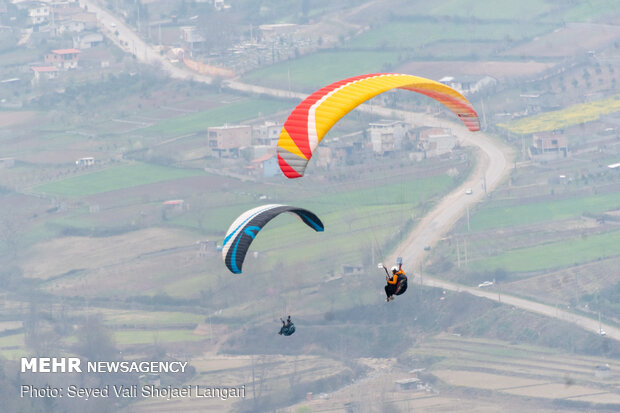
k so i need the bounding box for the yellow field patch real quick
[499,94,620,134]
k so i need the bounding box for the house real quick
[163,199,187,212]
[418,127,457,158]
[313,147,332,170]
[369,120,408,155]
[341,264,363,275]
[53,6,97,29]
[394,378,421,390]
[531,132,568,159]
[31,66,58,85]
[247,153,279,177]
[73,32,103,49]
[253,121,282,146]
[57,20,85,35]
[180,26,206,56]
[45,49,80,69]
[197,240,218,257]
[207,125,252,158]
[27,2,50,25]
[259,23,297,42]
[75,157,94,167]
[212,0,230,10]
[439,75,497,96]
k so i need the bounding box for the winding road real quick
[80,0,619,342]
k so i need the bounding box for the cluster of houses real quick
[206,120,462,178]
[7,1,106,85]
[17,0,101,42]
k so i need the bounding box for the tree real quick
[75,314,118,360]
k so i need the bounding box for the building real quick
[341,264,363,275]
[207,125,252,158]
[418,127,457,158]
[253,121,282,146]
[27,2,50,25]
[45,49,80,69]
[75,157,94,167]
[53,6,97,29]
[31,66,58,85]
[73,32,103,49]
[247,153,279,177]
[163,199,186,212]
[394,378,421,390]
[369,120,408,154]
[180,26,206,56]
[259,23,298,42]
[57,20,85,34]
[439,75,497,95]
[531,132,568,159]
[314,147,332,170]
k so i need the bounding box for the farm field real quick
[285,334,620,413]
[499,93,620,135]
[468,227,620,273]
[395,60,555,81]
[423,0,554,19]
[33,163,206,197]
[140,97,293,137]
[467,190,620,232]
[345,21,554,51]
[241,51,402,90]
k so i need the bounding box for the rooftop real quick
[31,66,58,72]
[50,48,81,55]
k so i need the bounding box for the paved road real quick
[81,0,619,341]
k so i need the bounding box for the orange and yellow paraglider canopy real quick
[277,73,480,178]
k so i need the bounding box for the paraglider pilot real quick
[380,260,407,302]
[278,316,295,336]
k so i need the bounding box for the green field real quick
[113,329,205,345]
[94,309,205,327]
[241,51,401,90]
[33,163,205,197]
[468,191,620,232]
[141,97,292,136]
[345,21,553,51]
[0,333,24,348]
[425,0,553,19]
[168,174,451,236]
[471,228,620,273]
[556,0,620,22]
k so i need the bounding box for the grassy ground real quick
[140,97,292,137]
[345,21,553,51]
[470,228,620,272]
[33,163,205,197]
[241,51,401,90]
[113,329,205,346]
[468,191,620,231]
[423,0,553,19]
[555,0,620,22]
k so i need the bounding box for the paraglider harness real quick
[394,271,408,295]
[380,258,408,299]
[278,316,295,336]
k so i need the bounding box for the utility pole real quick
[467,205,471,232]
[464,238,468,266]
[456,237,461,268]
